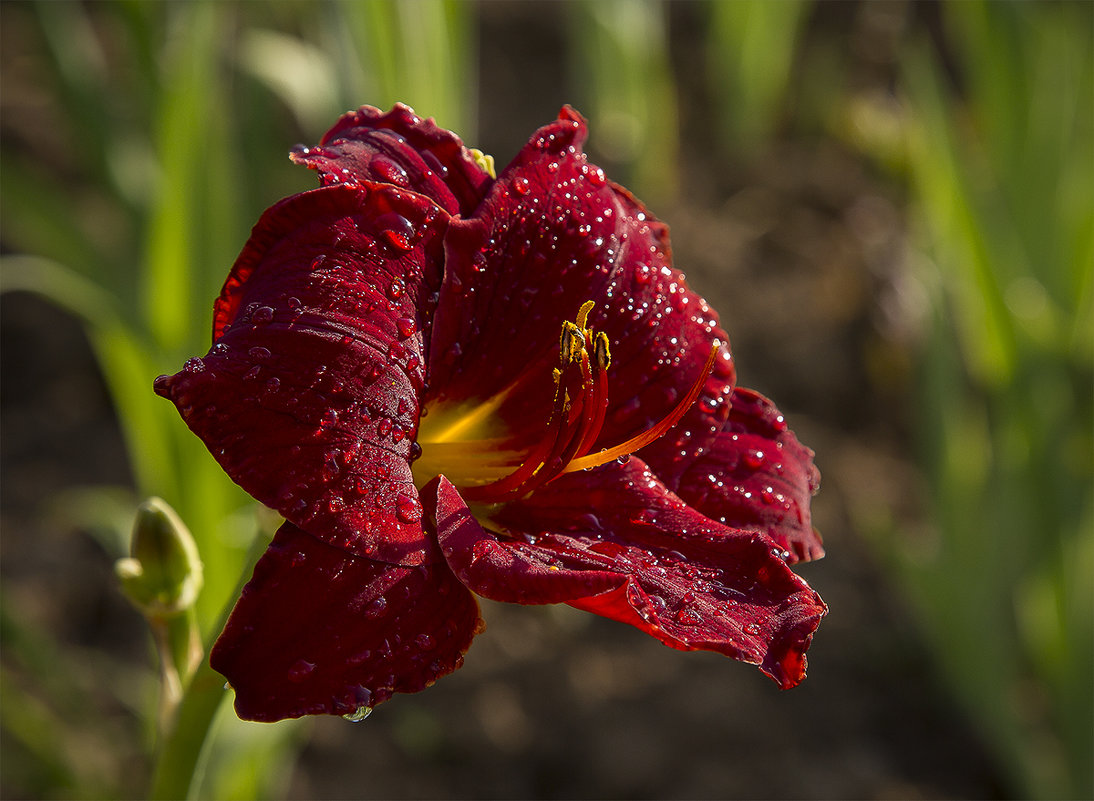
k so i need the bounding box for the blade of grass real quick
[568,0,679,202]
[708,0,808,152]
[142,0,222,355]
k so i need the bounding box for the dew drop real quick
[395,493,422,523]
[388,279,406,300]
[372,156,409,186]
[470,540,495,562]
[376,213,415,252]
[252,306,274,324]
[288,659,315,682]
[342,705,373,723]
[396,317,417,338]
[744,450,766,470]
[675,608,702,626]
[321,452,341,481]
[421,150,447,177]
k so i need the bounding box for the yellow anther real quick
[575,300,596,332]
[560,321,585,363]
[469,148,496,179]
[594,331,611,369]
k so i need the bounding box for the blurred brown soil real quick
[1,2,1005,799]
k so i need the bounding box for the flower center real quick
[413,301,717,504]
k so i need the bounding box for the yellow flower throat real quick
[412,301,717,504]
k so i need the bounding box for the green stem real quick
[150,652,229,800]
[149,532,266,800]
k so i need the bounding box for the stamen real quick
[459,360,577,501]
[570,335,611,458]
[417,300,721,504]
[562,341,719,473]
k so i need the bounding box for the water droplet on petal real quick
[252,306,274,324]
[288,659,315,682]
[376,213,415,252]
[395,493,422,523]
[744,450,766,470]
[342,704,372,723]
[675,608,702,626]
[396,317,417,338]
[372,156,409,186]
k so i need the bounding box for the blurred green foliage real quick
[1,1,1090,799]
[894,4,1093,797]
[1,1,472,797]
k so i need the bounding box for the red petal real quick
[291,103,493,216]
[211,522,482,722]
[641,387,825,564]
[430,462,826,689]
[427,107,735,454]
[155,183,448,565]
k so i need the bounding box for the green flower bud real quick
[116,497,203,618]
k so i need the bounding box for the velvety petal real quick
[211,522,482,722]
[155,183,449,565]
[428,107,735,451]
[290,103,493,216]
[429,461,826,689]
[642,387,825,564]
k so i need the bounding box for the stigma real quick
[413,302,718,504]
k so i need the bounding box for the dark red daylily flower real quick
[155,104,827,723]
